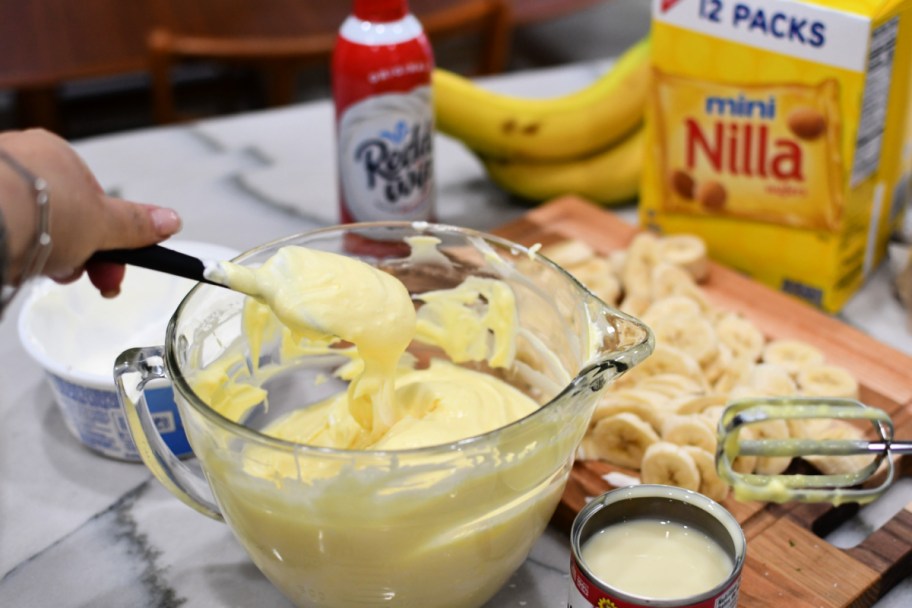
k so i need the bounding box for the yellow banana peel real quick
[433,36,651,162]
[480,126,645,206]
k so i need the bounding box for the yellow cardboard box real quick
[640,0,912,311]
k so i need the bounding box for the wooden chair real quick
[147,0,511,124]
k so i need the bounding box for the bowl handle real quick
[115,346,223,522]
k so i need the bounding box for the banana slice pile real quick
[541,233,867,502]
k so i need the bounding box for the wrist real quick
[0,157,41,284]
[0,147,51,315]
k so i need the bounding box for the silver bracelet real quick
[0,148,51,316]
[0,211,7,305]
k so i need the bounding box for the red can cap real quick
[352,0,410,22]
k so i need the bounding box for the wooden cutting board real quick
[496,196,912,608]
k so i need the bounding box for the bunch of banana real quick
[540,233,864,502]
[432,37,651,206]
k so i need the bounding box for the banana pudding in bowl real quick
[116,222,654,608]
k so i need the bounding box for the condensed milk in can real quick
[569,484,745,608]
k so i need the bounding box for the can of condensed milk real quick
[569,484,745,608]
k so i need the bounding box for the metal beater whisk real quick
[715,397,912,504]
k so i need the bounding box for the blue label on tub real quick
[146,385,191,455]
[53,379,120,408]
[49,374,192,460]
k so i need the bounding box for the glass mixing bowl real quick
[115,222,654,608]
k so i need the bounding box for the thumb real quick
[100,197,182,250]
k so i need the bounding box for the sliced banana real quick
[673,393,729,415]
[727,384,770,401]
[801,419,876,475]
[715,312,765,362]
[618,344,707,389]
[593,389,666,432]
[649,311,719,366]
[699,404,727,444]
[700,404,726,424]
[608,249,627,276]
[540,239,596,268]
[682,446,729,502]
[762,339,826,376]
[750,418,792,475]
[569,254,612,279]
[635,373,706,400]
[661,414,717,452]
[701,342,733,385]
[569,230,866,501]
[640,441,701,491]
[650,262,695,297]
[739,363,798,396]
[785,416,831,439]
[627,231,661,265]
[572,256,622,305]
[707,408,760,474]
[656,234,709,282]
[729,425,759,474]
[619,292,652,318]
[797,364,860,399]
[651,263,713,310]
[538,240,624,306]
[590,412,660,470]
[641,294,703,328]
[712,355,754,394]
[621,232,660,298]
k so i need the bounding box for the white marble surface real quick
[2,60,912,607]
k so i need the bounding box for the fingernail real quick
[150,207,182,236]
[101,288,120,299]
[50,268,78,282]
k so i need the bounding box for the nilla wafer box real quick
[640,0,912,312]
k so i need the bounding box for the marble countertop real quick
[2,61,912,607]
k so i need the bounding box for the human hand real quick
[0,129,182,297]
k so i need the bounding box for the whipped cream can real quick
[569,485,746,608]
[332,0,436,225]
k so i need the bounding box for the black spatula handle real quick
[90,245,222,287]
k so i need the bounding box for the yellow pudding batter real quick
[183,240,582,607]
[198,243,539,453]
